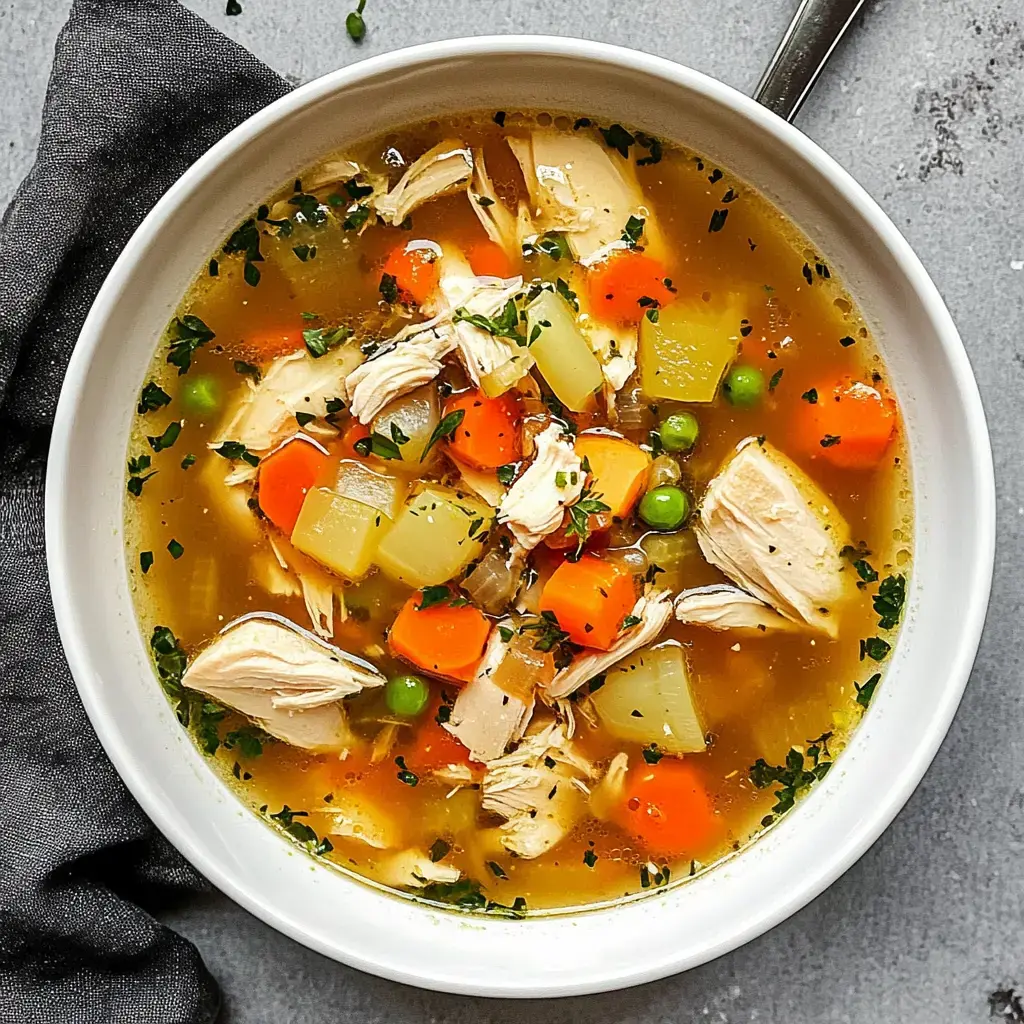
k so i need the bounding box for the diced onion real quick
[648,454,681,489]
[461,541,525,615]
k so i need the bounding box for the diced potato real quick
[526,289,604,411]
[373,384,439,468]
[480,348,536,398]
[292,488,392,580]
[332,460,408,519]
[591,641,705,753]
[375,485,494,588]
[639,300,740,402]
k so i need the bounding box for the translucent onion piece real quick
[648,454,682,489]
[461,541,525,615]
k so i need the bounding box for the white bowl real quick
[46,37,995,997]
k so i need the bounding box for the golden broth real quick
[126,111,911,914]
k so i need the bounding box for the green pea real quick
[638,485,690,531]
[723,365,764,408]
[659,412,700,452]
[385,674,430,717]
[181,375,220,414]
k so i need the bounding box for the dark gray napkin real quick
[0,1,288,1019]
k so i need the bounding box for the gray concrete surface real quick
[3,0,1023,1021]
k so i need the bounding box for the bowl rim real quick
[45,34,995,996]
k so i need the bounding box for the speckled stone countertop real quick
[2,1,1022,1020]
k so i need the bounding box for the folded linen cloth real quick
[0,1,288,1019]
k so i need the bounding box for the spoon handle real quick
[753,0,868,122]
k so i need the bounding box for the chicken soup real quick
[126,111,910,914]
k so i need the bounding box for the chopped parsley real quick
[428,838,451,863]
[496,463,517,485]
[768,369,784,392]
[855,673,881,708]
[353,432,402,460]
[487,860,508,880]
[379,272,400,304]
[583,849,598,867]
[860,636,891,662]
[223,218,263,286]
[303,325,351,358]
[292,244,317,262]
[708,209,729,233]
[642,745,663,765]
[416,586,453,611]
[523,233,571,261]
[126,454,156,496]
[147,420,181,453]
[801,388,818,404]
[214,441,260,467]
[873,573,906,629]
[820,434,841,448]
[599,123,635,159]
[420,408,465,462]
[224,726,264,758]
[750,736,833,823]
[839,335,856,347]
[166,315,214,374]
[140,551,154,574]
[342,203,371,231]
[453,299,526,347]
[565,485,611,557]
[853,559,878,583]
[395,755,418,786]
[137,382,171,414]
[288,192,328,227]
[621,215,645,248]
[167,539,184,560]
[635,132,662,166]
[180,453,196,470]
[233,359,261,383]
[268,805,333,855]
[520,610,570,654]
[294,411,316,428]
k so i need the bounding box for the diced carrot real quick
[240,328,305,361]
[444,389,522,470]
[388,591,491,683]
[538,554,636,650]
[258,437,328,535]
[799,377,897,470]
[404,713,474,771]
[574,433,651,523]
[466,240,515,278]
[382,241,441,306]
[339,419,370,460]
[618,760,721,857]
[586,250,676,324]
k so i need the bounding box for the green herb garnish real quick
[140,551,154,574]
[126,454,156,496]
[395,755,418,787]
[453,299,526,347]
[855,673,881,708]
[353,432,402,460]
[180,453,196,470]
[303,325,351,358]
[496,463,517,485]
[137,382,171,414]
[708,209,729,233]
[750,737,833,822]
[860,636,891,662]
[801,388,818,404]
[873,574,906,629]
[379,272,400,304]
[599,123,635,159]
[428,838,451,863]
[214,441,260,467]
[166,315,214,375]
[167,539,184,560]
[420,408,465,462]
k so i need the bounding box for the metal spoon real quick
[754,0,868,121]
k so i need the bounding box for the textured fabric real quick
[0,1,288,1019]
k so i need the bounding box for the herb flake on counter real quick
[346,0,367,42]
[138,382,171,414]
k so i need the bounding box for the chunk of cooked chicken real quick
[374,140,473,226]
[692,439,852,637]
[507,131,665,264]
[307,793,400,849]
[497,423,583,549]
[589,751,628,820]
[579,316,639,392]
[445,623,534,762]
[468,148,519,259]
[431,249,529,390]
[182,615,384,752]
[376,849,461,889]
[480,723,593,859]
[214,346,359,454]
[544,589,674,700]
[267,533,345,639]
[344,322,456,424]
[674,583,799,633]
[447,453,509,509]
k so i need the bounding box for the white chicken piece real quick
[468,147,519,259]
[182,615,384,753]
[307,794,400,850]
[693,439,852,637]
[214,346,358,454]
[344,322,457,424]
[674,583,799,633]
[445,623,534,762]
[578,316,639,393]
[432,249,529,390]
[376,849,461,889]
[507,131,666,264]
[544,590,674,701]
[374,140,473,226]
[447,453,509,508]
[481,723,593,859]
[497,423,583,549]
[589,751,629,820]
[267,532,345,640]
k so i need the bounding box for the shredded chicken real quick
[430,249,529,389]
[468,147,519,258]
[507,130,663,264]
[480,723,593,859]
[674,583,799,633]
[589,751,629,820]
[579,317,639,392]
[497,423,583,549]
[376,849,461,889]
[267,532,345,639]
[447,453,508,508]
[693,439,851,637]
[344,323,456,423]
[214,346,358,453]
[544,589,674,700]
[308,794,399,849]
[374,140,472,226]
[446,623,534,761]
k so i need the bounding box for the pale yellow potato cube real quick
[291,488,392,580]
